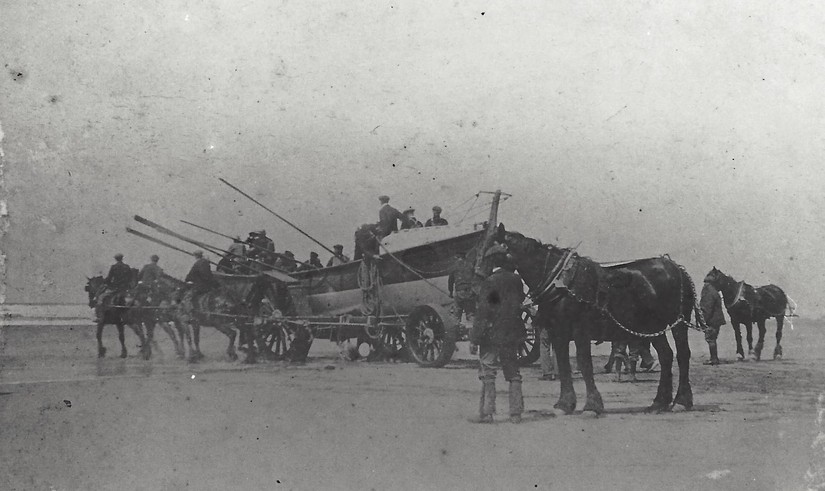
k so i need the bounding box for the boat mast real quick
[474,189,502,276]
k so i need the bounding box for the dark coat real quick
[472,268,526,347]
[425,217,448,227]
[448,257,475,294]
[185,258,219,293]
[700,282,726,328]
[138,263,163,283]
[105,262,134,292]
[378,204,405,236]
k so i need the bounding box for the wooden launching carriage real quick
[255,191,541,367]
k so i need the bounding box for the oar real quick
[218,177,337,257]
[126,227,297,284]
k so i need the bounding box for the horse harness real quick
[527,248,709,338]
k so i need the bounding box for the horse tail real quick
[785,294,798,317]
[666,256,708,332]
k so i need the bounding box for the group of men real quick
[377,195,448,236]
[217,229,351,275]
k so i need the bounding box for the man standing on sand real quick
[471,245,526,424]
[701,276,726,365]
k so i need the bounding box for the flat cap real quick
[432,206,442,212]
[114,253,124,260]
[378,195,390,203]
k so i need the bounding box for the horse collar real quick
[531,249,577,304]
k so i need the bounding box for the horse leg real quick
[241,323,257,364]
[552,339,576,414]
[745,323,754,355]
[97,322,106,358]
[648,335,674,413]
[133,322,151,360]
[672,325,693,410]
[160,321,184,358]
[576,334,603,414]
[732,322,744,360]
[774,316,784,360]
[191,322,205,361]
[753,320,766,361]
[212,323,238,361]
[117,324,128,358]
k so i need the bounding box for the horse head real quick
[704,267,729,288]
[85,275,105,307]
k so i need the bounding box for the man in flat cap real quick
[471,244,527,423]
[377,195,407,237]
[327,244,350,267]
[138,254,163,284]
[425,206,449,227]
[95,253,134,320]
[185,250,219,294]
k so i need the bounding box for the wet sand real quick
[1,318,823,490]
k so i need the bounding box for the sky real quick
[1,1,823,315]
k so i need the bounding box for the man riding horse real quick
[95,253,134,322]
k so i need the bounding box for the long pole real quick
[135,216,289,275]
[474,189,502,276]
[218,177,337,257]
[126,227,297,283]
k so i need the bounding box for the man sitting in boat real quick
[296,251,323,271]
[400,207,423,229]
[327,244,350,267]
[275,250,298,272]
[425,206,448,227]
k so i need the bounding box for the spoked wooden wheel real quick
[256,300,289,359]
[404,304,457,368]
[517,307,540,366]
[378,323,408,361]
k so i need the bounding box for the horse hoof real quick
[645,402,671,414]
[228,353,239,362]
[671,403,690,413]
[736,353,744,361]
[120,350,128,359]
[98,347,107,358]
[553,402,576,415]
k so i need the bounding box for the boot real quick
[508,380,523,424]
[473,380,495,423]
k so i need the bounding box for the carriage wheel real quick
[256,300,289,359]
[404,304,457,368]
[377,323,408,361]
[517,307,540,366]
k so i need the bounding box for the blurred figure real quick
[327,244,350,267]
[425,206,448,227]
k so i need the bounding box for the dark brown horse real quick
[703,267,789,361]
[127,274,190,360]
[175,273,280,363]
[495,225,704,414]
[85,275,148,358]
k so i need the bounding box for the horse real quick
[174,273,281,363]
[494,225,704,414]
[85,275,148,358]
[703,267,789,361]
[127,274,191,360]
